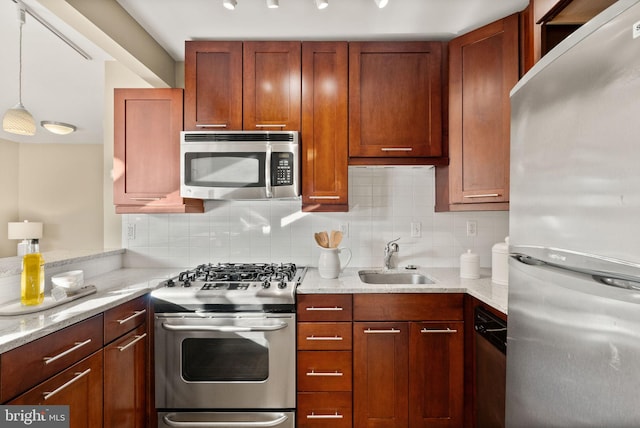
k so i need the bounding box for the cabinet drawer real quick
[298,295,352,322]
[298,323,352,351]
[1,315,104,402]
[353,293,463,321]
[9,350,103,428]
[298,351,352,392]
[298,392,352,428]
[103,295,148,344]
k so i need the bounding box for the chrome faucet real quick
[383,238,400,270]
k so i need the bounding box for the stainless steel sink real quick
[358,270,434,285]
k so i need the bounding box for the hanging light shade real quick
[3,5,35,136]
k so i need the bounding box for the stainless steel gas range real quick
[152,262,306,428]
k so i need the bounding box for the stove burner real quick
[177,263,299,284]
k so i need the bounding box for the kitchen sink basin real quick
[358,270,435,285]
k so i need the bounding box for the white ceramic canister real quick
[492,237,509,285]
[318,247,352,279]
[460,249,480,279]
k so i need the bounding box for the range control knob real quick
[262,280,271,289]
[166,279,175,287]
[183,279,191,288]
[278,281,287,289]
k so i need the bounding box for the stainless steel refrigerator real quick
[507,0,640,426]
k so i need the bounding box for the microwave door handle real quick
[265,144,273,198]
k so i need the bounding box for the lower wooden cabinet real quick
[9,351,104,428]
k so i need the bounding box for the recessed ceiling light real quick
[374,0,389,8]
[41,121,76,135]
[315,0,328,9]
[267,0,279,8]
[223,0,237,10]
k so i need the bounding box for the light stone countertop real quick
[298,267,508,315]
[0,267,177,354]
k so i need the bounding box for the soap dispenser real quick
[21,239,45,306]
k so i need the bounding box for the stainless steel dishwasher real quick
[474,306,507,428]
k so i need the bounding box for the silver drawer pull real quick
[43,368,91,400]
[117,309,147,324]
[463,193,500,198]
[307,370,343,377]
[307,412,344,420]
[163,413,288,427]
[43,339,92,365]
[117,333,147,352]
[306,306,343,311]
[131,197,162,201]
[196,124,227,128]
[308,196,340,200]
[381,147,412,151]
[306,335,343,341]
[364,328,400,334]
[255,124,287,128]
[421,328,458,334]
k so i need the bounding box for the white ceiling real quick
[0,0,528,145]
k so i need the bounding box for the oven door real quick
[158,411,295,428]
[155,313,296,409]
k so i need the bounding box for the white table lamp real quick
[8,220,43,257]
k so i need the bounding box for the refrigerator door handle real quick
[593,276,640,292]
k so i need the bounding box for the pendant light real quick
[3,3,36,136]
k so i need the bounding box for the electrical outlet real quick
[634,20,640,39]
[466,220,477,237]
[127,224,136,240]
[411,222,421,238]
[339,223,349,237]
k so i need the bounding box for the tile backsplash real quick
[122,166,509,269]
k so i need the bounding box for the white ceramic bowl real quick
[51,270,84,291]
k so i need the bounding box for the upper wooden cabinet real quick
[113,88,203,213]
[348,42,445,164]
[436,14,519,212]
[184,41,243,130]
[184,41,301,131]
[301,42,349,212]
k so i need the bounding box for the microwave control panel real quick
[272,153,294,186]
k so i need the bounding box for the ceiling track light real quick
[267,0,279,8]
[223,0,237,10]
[374,0,389,8]
[315,0,328,9]
[3,3,35,136]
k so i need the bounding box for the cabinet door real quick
[349,42,443,160]
[9,351,103,428]
[104,324,148,428]
[409,322,464,428]
[184,41,243,131]
[113,88,203,213]
[446,14,519,209]
[301,41,349,212]
[353,322,408,428]
[243,41,301,130]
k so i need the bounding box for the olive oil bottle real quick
[21,239,44,306]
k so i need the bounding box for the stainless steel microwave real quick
[180,131,300,200]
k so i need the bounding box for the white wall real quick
[121,166,509,269]
[0,138,19,257]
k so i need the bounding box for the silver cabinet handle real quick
[43,368,91,400]
[117,309,147,324]
[117,333,147,352]
[421,328,458,334]
[163,413,288,427]
[306,370,343,377]
[43,339,92,365]
[308,196,340,200]
[255,124,286,128]
[306,335,343,341]
[131,197,162,201]
[307,413,344,419]
[306,306,343,311]
[161,322,288,332]
[364,328,400,334]
[463,193,500,198]
[196,124,227,128]
[381,147,412,151]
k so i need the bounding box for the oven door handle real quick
[161,322,288,333]
[163,413,289,427]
